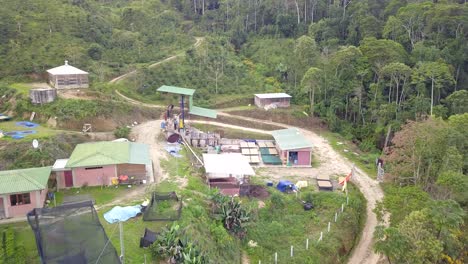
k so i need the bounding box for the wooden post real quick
[275,252,278,264]
[306,238,309,250]
[119,221,125,264]
[328,222,331,232]
[291,246,294,257]
[341,203,344,212]
[335,212,337,222]
[347,196,349,205]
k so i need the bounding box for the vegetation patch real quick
[245,185,366,264]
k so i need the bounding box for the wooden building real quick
[254,93,291,108]
[47,61,89,89]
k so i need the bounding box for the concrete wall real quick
[72,165,116,187]
[254,96,290,108]
[3,189,46,218]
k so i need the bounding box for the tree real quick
[412,61,454,116]
[359,37,407,80]
[429,199,465,239]
[445,90,468,115]
[382,62,412,109]
[301,67,322,115]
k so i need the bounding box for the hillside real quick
[0,0,467,263]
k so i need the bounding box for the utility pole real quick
[119,221,125,264]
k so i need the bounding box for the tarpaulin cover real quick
[276,180,297,192]
[104,205,142,223]
[164,144,182,158]
[16,121,39,128]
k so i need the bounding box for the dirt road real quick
[109,37,204,84]
[131,120,168,184]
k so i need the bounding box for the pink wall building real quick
[272,128,313,167]
[0,167,51,219]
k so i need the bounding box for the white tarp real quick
[52,159,69,171]
[203,153,255,179]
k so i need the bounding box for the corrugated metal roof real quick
[46,61,88,75]
[190,106,217,118]
[129,143,151,164]
[271,128,313,150]
[254,93,291,99]
[66,142,150,168]
[0,167,51,194]
[203,153,255,178]
[52,159,69,171]
[157,85,195,96]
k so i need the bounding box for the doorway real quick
[64,171,73,187]
[0,197,5,219]
[288,152,298,165]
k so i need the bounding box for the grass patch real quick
[55,185,135,206]
[9,83,33,95]
[190,123,274,140]
[0,120,57,141]
[322,132,379,178]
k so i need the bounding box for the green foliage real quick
[212,195,251,238]
[0,228,26,264]
[114,126,131,139]
[151,224,207,264]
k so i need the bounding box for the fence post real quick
[259,261,261,264]
[318,231,323,242]
[341,203,344,212]
[306,238,309,250]
[328,222,331,232]
[335,212,338,222]
[275,252,278,264]
[291,246,294,257]
[347,196,349,205]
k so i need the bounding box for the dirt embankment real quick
[228,109,327,132]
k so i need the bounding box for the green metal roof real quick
[0,167,51,194]
[66,142,150,168]
[189,106,217,118]
[157,85,195,96]
[271,128,313,150]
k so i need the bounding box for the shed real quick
[46,60,89,89]
[271,128,313,166]
[203,153,255,196]
[30,87,57,104]
[254,93,291,108]
[0,167,51,219]
[59,142,153,189]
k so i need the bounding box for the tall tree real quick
[301,67,323,114]
[412,61,454,116]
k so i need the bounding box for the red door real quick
[64,171,73,187]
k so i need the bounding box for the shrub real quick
[114,126,131,138]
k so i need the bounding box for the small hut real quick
[46,61,89,89]
[30,88,57,104]
[254,93,291,108]
[271,128,313,166]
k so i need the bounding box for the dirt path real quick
[109,37,204,84]
[131,120,168,184]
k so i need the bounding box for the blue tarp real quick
[164,144,182,158]
[103,205,142,223]
[15,121,39,128]
[276,180,297,192]
[4,130,37,139]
